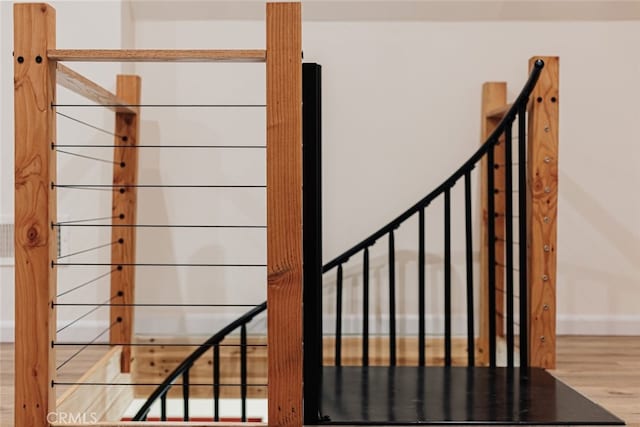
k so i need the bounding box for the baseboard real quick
[557,314,640,335]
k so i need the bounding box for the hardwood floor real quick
[1,336,638,426]
[550,336,640,427]
[0,344,110,426]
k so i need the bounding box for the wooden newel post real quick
[478,82,507,366]
[266,2,303,427]
[14,3,57,426]
[110,75,141,373]
[527,56,559,369]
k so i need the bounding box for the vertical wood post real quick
[478,82,507,366]
[527,56,559,369]
[266,3,302,427]
[110,75,141,373]
[13,3,57,426]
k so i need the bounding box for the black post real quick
[418,208,426,366]
[363,247,370,366]
[336,265,343,366]
[303,63,323,424]
[213,345,220,421]
[505,121,515,368]
[464,172,475,367]
[389,230,397,366]
[241,324,248,422]
[183,368,190,421]
[487,145,497,368]
[444,188,452,367]
[160,393,167,421]
[518,104,529,370]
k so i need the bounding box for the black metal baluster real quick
[505,121,515,368]
[487,145,497,367]
[389,230,397,366]
[418,208,426,366]
[214,345,220,421]
[160,392,167,421]
[464,172,475,367]
[363,247,370,366]
[241,324,248,422]
[336,264,343,366]
[518,104,529,369]
[183,367,190,421]
[444,188,452,367]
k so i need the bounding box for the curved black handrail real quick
[133,60,544,422]
[322,59,544,273]
[131,302,267,421]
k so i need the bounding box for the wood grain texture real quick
[485,103,512,120]
[493,134,507,338]
[131,336,268,399]
[56,63,135,114]
[13,4,57,426]
[266,3,302,427]
[109,75,141,373]
[323,336,477,367]
[56,346,132,422]
[527,56,559,369]
[48,49,266,63]
[129,336,475,400]
[478,82,507,366]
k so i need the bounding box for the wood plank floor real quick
[1,336,638,426]
[0,344,110,426]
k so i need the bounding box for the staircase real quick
[129,59,622,425]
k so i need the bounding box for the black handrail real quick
[131,302,266,421]
[133,59,544,423]
[321,59,544,374]
[322,59,544,273]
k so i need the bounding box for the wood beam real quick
[48,49,266,63]
[56,63,135,114]
[527,56,559,369]
[109,75,141,373]
[478,82,507,366]
[266,3,303,427]
[13,3,57,426]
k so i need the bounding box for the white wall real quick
[1,1,639,342]
[0,0,134,341]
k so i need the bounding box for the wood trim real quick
[266,3,303,427]
[527,56,559,369]
[56,346,126,419]
[485,103,512,120]
[13,3,57,426]
[56,63,135,114]
[478,82,507,366]
[109,75,141,373]
[48,49,266,63]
